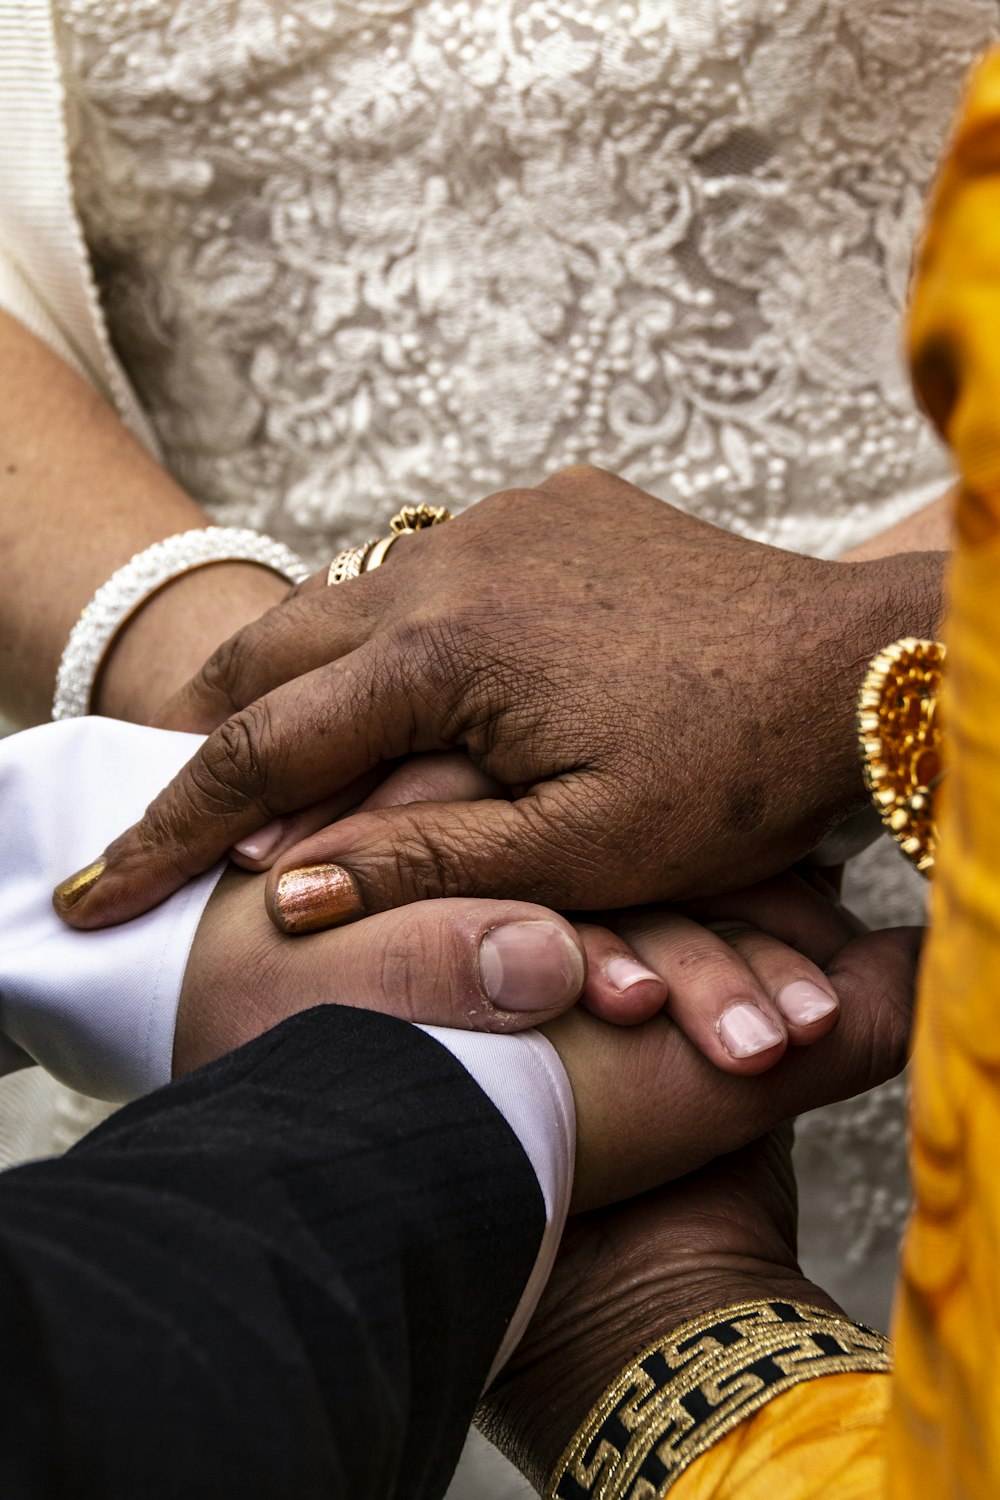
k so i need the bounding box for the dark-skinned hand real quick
[52,469,942,931]
[479,1128,843,1494]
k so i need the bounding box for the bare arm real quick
[841,487,953,561]
[0,309,286,727]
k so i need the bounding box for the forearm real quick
[0,310,286,725]
[841,489,953,560]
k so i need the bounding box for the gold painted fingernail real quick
[273,864,364,934]
[53,858,106,912]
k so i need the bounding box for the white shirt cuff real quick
[0,718,224,1100]
[419,1025,575,1383]
[0,716,576,1366]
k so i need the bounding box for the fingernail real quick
[273,864,364,934]
[480,921,586,1012]
[718,1003,784,1059]
[53,858,106,912]
[776,980,838,1027]
[234,820,283,862]
[605,956,662,992]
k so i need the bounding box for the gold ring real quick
[388,503,453,534]
[361,503,454,575]
[363,534,400,572]
[327,540,376,586]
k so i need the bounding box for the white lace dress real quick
[12,0,1000,1491]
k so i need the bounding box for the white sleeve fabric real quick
[0,715,576,1363]
[420,1025,576,1382]
[0,718,224,1101]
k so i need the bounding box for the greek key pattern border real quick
[544,1299,891,1500]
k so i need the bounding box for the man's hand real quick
[175,871,591,1075]
[52,468,943,929]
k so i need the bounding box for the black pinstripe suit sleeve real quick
[0,1004,546,1499]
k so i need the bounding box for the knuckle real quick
[705,919,760,946]
[667,937,740,984]
[381,612,441,667]
[864,988,913,1085]
[195,704,276,815]
[476,484,538,515]
[388,812,476,902]
[195,632,252,715]
[131,794,187,860]
[377,909,462,1019]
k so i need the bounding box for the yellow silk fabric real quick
[669,1374,889,1500]
[888,48,1000,1498]
[672,47,1000,1500]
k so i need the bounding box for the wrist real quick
[94,561,289,724]
[480,1264,836,1492]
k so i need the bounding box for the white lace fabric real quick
[53,0,995,563]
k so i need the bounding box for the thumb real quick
[176,892,587,1074]
[263,792,611,934]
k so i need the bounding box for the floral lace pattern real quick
[54,0,996,561]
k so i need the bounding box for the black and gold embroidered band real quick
[543,1298,891,1499]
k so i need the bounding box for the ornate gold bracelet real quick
[544,1299,891,1499]
[857,636,945,875]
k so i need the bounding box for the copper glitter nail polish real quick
[273,864,364,934]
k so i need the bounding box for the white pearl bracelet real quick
[52,527,311,720]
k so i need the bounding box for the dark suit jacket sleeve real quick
[0,1005,546,1500]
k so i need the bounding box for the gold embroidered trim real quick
[543,1299,891,1500]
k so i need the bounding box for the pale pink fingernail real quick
[234,820,283,862]
[719,1003,784,1058]
[776,980,838,1027]
[605,956,662,992]
[480,922,585,1012]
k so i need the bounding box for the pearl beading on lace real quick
[52,527,310,721]
[52,0,984,558]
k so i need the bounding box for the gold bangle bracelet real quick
[544,1299,891,1500]
[857,636,945,875]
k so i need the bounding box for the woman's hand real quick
[479,1128,836,1493]
[548,921,918,1212]
[52,469,943,930]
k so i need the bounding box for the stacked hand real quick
[50,469,925,1431]
[178,749,919,1212]
[177,747,890,1084]
[53,469,942,932]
